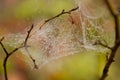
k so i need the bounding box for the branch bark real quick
[39,6,79,29]
[100,0,120,80]
[0,7,79,80]
[0,38,23,80]
[0,25,34,80]
[24,24,38,69]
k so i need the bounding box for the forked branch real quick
[94,40,112,50]
[0,25,34,80]
[0,6,79,80]
[100,0,120,80]
[0,37,23,80]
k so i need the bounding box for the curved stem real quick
[100,0,120,80]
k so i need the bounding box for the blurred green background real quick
[0,0,120,80]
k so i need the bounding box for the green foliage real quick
[14,0,74,19]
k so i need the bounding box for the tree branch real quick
[24,24,34,46]
[28,7,79,39]
[117,39,120,45]
[39,6,79,29]
[105,0,119,40]
[25,47,38,69]
[45,6,79,23]
[0,37,9,55]
[94,40,112,50]
[24,24,38,69]
[27,7,79,69]
[100,0,120,80]
[0,37,23,80]
[0,37,4,42]
[0,24,35,80]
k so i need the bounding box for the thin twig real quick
[94,40,112,50]
[26,7,79,68]
[0,38,23,80]
[39,6,79,29]
[9,46,23,56]
[28,7,79,39]
[45,6,79,23]
[0,6,79,80]
[24,24,38,69]
[24,24,34,46]
[0,37,8,80]
[0,25,35,80]
[0,37,9,55]
[100,0,120,80]
[104,0,119,40]
[25,47,38,69]
[0,37,4,42]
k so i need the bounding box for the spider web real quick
[3,0,115,69]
